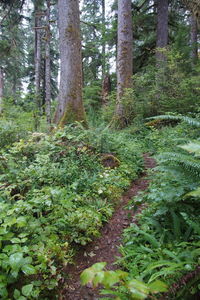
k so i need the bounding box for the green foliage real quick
[81,262,167,300]
[117,116,200,299]
[106,51,200,124]
[0,124,143,299]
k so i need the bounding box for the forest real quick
[0,0,200,299]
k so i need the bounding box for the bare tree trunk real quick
[0,68,3,115]
[54,0,86,127]
[114,0,133,127]
[45,0,51,126]
[190,14,198,66]
[156,0,168,65]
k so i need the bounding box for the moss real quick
[101,154,120,169]
[58,102,88,128]
[110,114,128,129]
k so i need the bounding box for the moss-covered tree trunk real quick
[35,9,42,113]
[156,0,168,65]
[54,0,87,127]
[45,0,51,126]
[190,14,198,66]
[0,67,3,115]
[114,0,133,128]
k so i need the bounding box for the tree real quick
[45,0,51,125]
[190,14,198,66]
[114,0,133,127]
[156,0,168,65]
[54,0,86,127]
[0,67,3,114]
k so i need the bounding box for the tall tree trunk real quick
[102,0,106,78]
[34,8,42,129]
[54,0,86,127]
[190,14,198,66]
[0,68,3,115]
[45,0,51,125]
[114,0,133,128]
[156,0,168,65]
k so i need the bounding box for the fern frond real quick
[179,142,200,157]
[147,115,200,127]
[157,152,200,177]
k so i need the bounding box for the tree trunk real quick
[45,0,51,125]
[102,0,106,78]
[156,0,168,65]
[190,14,198,66]
[34,7,42,130]
[101,74,111,106]
[114,0,133,127]
[0,68,3,115]
[54,0,86,127]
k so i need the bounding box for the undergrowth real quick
[0,124,143,299]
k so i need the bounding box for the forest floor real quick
[58,154,156,300]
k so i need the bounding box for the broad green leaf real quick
[127,279,149,299]
[91,262,107,272]
[22,284,33,297]
[9,252,24,269]
[22,264,36,275]
[148,280,168,293]
[14,289,21,299]
[80,269,95,285]
[93,271,105,287]
[102,271,120,288]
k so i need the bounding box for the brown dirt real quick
[58,154,156,300]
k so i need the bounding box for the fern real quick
[170,210,181,240]
[157,152,200,177]
[147,114,200,127]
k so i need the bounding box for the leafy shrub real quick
[0,124,143,299]
[117,116,200,299]
[81,262,168,299]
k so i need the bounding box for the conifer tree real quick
[114,0,133,127]
[54,0,86,126]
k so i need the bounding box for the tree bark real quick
[35,7,41,112]
[54,0,86,127]
[114,0,133,127]
[190,14,198,66]
[0,68,3,115]
[156,0,168,65]
[45,0,51,125]
[101,74,111,106]
[102,0,106,78]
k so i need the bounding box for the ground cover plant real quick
[0,124,143,299]
[81,116,200,299]
[118,116,200,299]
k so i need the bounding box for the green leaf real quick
[102,271,120,288]
[14,289,21,299]
[93,271,105,287]
[22,284,33,297]
[22,264,36,275]
[91,262,107,272]
[9,252,23,269]
[80,269,95,285]
[127,279,149,300]
[148,280,168,293]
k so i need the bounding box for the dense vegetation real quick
[0,0,199,299]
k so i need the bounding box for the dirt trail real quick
[59,154,156,300]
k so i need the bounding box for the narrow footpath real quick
[59,154,156,300]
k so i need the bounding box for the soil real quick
[58,154,156,300]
